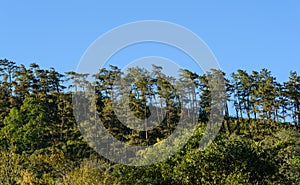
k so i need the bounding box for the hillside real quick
[0,59,299,184]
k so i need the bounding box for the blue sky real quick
[1,1,300,82]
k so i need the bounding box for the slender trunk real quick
[296,102,300,128]
[239,104,243,119]
[224,102,231,134]
[235,105,239,119]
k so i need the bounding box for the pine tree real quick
[285,71,300,128]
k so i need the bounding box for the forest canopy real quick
[0,58,299,184]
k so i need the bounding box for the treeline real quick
[0,59,299,131]
[0,58,299,184]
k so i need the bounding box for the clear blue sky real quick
[1,1,300,82]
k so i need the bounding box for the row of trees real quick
[1,59,299,127]
[0,58,299,152]
[231,69,300,124]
